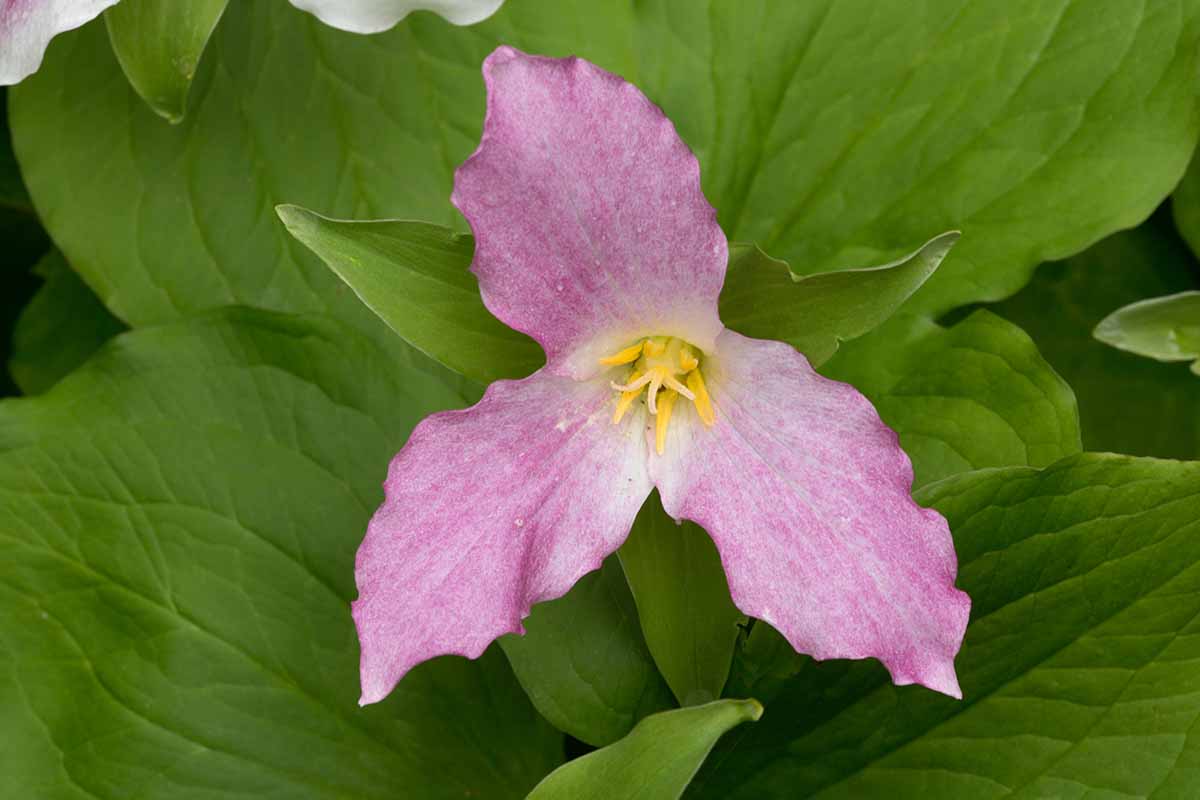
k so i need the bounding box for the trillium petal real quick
[0,0,118,85]
[453,48,727,378]
[650,331,970,697]
[354,369,652,705]
[286,0,503,34]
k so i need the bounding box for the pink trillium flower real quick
[353,46,971,706]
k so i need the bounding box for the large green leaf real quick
[0,309,559,798]
[693,453,1200,798]
[105,0,229,123]
[277,206,541,384]
[993,216,1200,459]
[8,251,126,395]
[619,494,743,707]
[721,232,958,367]
[824,310,1081,486]
[529,699,761,800]
[11,0,1198,333]
[499,556,675,747]
[1094,291,1200,374]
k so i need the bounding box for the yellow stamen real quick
[601,335,716,454]
[679,347,699,372]
[599,340,645,366]
[612,370,643,423]
[687,369,715,426]
[655,390,678,455]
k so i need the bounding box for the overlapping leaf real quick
[0,310,559,799]
[8,251,125,394]
[994,216,1200,459]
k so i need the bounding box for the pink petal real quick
[354,369,652,705]
[1,0,118,85]
[650,331,970,697]
[452,47,726,379]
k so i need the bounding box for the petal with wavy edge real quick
[650,330,970,697]
[354,368,652,704]
[0,0,117,85]
[453,47,726,379]
[286,0,502,34]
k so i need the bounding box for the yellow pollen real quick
[612,370,644,423]
[599,336,717,454]
[687,369,715,426]
[655,390,678,455]
[599,340,645,366]
[679,347,699,372]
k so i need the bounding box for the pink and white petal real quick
[0,0,118,85]
[354,369,652,705]
[452,47,726,379]
[651,330,970,697]
[286,0,503,34]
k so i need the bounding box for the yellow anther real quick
[655,390,678,455]
[687,369,715,426]
[679,347,699,372]
[612,370,643,423]
[599,340,645,366]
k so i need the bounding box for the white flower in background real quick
[286,0,504,34]
[0,0,118,85]
[0,0,505,87]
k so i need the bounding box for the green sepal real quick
[277,206,543,384]
[499,557,675,747]
[105,0,229,124]
[619,493,744,707]
[721,231,959,367]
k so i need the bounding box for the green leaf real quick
[619,493,743,707]
[721,231,959,367]
[824,310,1082,486]
[0,309,560,798]
[8,251,126,395]
[11,1,1199,337]
[276,206,542,384]
[499,556,675,747]
[693,453,1200,799]
[993,216,1200,459]
[723,621,804,707]
[104,0,229,123]
[1094,291,1200,373]
[528,699,761,800]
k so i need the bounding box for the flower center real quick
[600,336,716,455]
